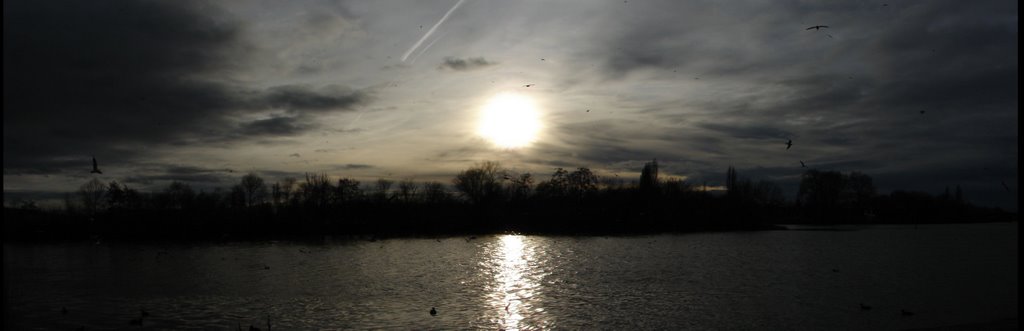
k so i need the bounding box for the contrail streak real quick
[409,32,446,64]
[401,0,465,62]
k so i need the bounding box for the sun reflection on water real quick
[486,235,546,330]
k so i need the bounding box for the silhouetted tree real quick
[845,171,876,212]
[752,180,785,207]
[662,178,694,197]
[536,168,570,198]
[536,167,599,199]
[421,181,451,204]
[239,173,268,207]
[397,179,419,202]
[162,181,196,209]
[567,167,599,198]
[640,159,659,194]
[726,166,738,198]
[335,178,362,204]
[298,173,333,208]
[229,185,247,209]
[453,161,503,204]
[63,192,78,214]
[506,173,534,200]
[374,179,394,201]
[106,181,127,210]
[78,178,106,215]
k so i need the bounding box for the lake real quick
[4,223,1017,330]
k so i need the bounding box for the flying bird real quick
[91,157,102,174]
[523,84,534,87]
[786,139,793,150]
[800,161,807,168]
[920,110,926,114]
[1002,181,1010,192]
[806,25,829,30]
[860,303,872,310]
[901,309,914,317]
[430,307,437,316]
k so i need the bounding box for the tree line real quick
[4,160,1014,241]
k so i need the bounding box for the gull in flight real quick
[806,25,829,30]
[800,160,807,168]
[91,157,102,174]
[786,139,793,150]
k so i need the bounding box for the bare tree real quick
[506,173,534,200]
[397,179,419,202]
[78,178,107,215]
[163,181,196,209]
[640,159,659,193]
[239,173,268,207]
[422,181,451,203]
[335,178,362,203]
[453,161,503,203]
[298,173,332,208]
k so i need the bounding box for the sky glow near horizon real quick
[2,0,1018,210]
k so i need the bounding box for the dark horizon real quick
[5,161,1015,242]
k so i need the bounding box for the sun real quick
[478,93,542,148]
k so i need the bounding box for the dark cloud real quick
[239,116,310,137]
[4,0,246,174]
[3,0,372,176]
[697,123,793,141]
[260,84,370,113]
[437,56,497,71]
[329,164,374,170]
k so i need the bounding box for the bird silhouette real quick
[786,139,793,150]
[430,307,437,316]
[920,110,926,114]
[800,161,807,168]
[1001,181,1010,192]
[523,84,534,87]
[901,309,914,316]
[91,157,102,174]
[806,25,829,30]
[860,303,872,310]
[62,306,69,315]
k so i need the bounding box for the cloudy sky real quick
[4,0,1018,210]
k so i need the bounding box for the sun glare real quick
[478,93,542,148]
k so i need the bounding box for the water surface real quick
[5,223,1017,330]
